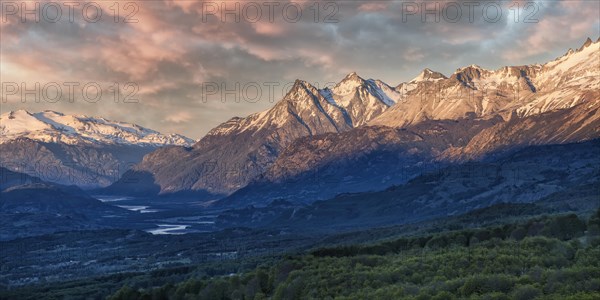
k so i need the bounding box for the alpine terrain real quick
[107,73,401,196]
[114,38,600,204]
[0,110,194,188]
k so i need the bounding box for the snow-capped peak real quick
[454,64,488,74]
[578,37,593,51]
[204,72,403,138]
[410,68,447,83]
[542,37,599,75]
[332,72,366,96]
[371,38,599,128]
[0,110,195,146]
[344,71,361,80]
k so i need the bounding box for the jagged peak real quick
[338,71,366,85]
[566,48,575,55]
[547,37,599,67]
[279,79,321,106]
[332,72,367,95]
[452,64,490,79]
[551,47,576,64]
[559,37,597,58]
[577,37,593,51]
[289,79,318,93]
[293,78,308,85]
[343,71,363,81]
[456,64,487,72]
[411,68,447,82]
[496,65,538,76]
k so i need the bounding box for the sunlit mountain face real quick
[1,1,599,299]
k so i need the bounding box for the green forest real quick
[105,211,600,300]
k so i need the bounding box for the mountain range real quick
[105,73,401,196]
[0,110,194,188]
[216,139,600,232]
[1,38,597,207]
[105,37,600,204]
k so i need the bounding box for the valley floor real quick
[1,208,599,299]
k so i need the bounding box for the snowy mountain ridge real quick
[370,37,599,127]
[105,37,600,196]
[109,73,403,195]
[207,37,599,138]
[0,110,194,147]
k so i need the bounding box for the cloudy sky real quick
[1,0,598,139]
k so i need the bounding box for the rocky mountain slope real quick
[223,117,501,205]
[107,75,400,196]
[0,110,194,188]
[219,38,600,205]
[223,99,600,205]
[112,38,599,200]
[216,140,600,231]
[372,37,599,127]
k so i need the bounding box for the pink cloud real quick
[164,111,193,124]
[358,3,388,12]
[252,21,286,37]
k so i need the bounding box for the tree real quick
[109,286,140,300]
[510,227,527,241]
[511,284,540,300]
